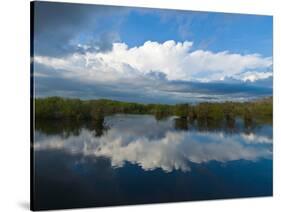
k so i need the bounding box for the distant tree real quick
[174,104,189,118]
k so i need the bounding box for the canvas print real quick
[31,1,273,210]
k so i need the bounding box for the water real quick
[33,114,273,210]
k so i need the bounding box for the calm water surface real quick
[34,114,272,210]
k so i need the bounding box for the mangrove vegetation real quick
[35,96,272,130]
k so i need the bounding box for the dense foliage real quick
[35,96,272,125]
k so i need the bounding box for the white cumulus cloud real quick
[34,40,272,83]
[238,71,273,82]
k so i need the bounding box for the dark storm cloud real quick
[34,64,272,104]
[34,75,174,104]
[161,79,273,96]
[33,1,128,56]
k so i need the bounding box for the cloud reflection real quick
[34,116,272,172]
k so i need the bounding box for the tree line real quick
[34,96,272,125]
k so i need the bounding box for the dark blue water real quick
[33,115,273,210]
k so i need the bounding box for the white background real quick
[0,0,280,211]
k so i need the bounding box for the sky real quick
[32,1,273,104]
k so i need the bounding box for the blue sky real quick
[33,2,273,103]
[121,10,272,56]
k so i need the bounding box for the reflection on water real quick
[34,115,273,210]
